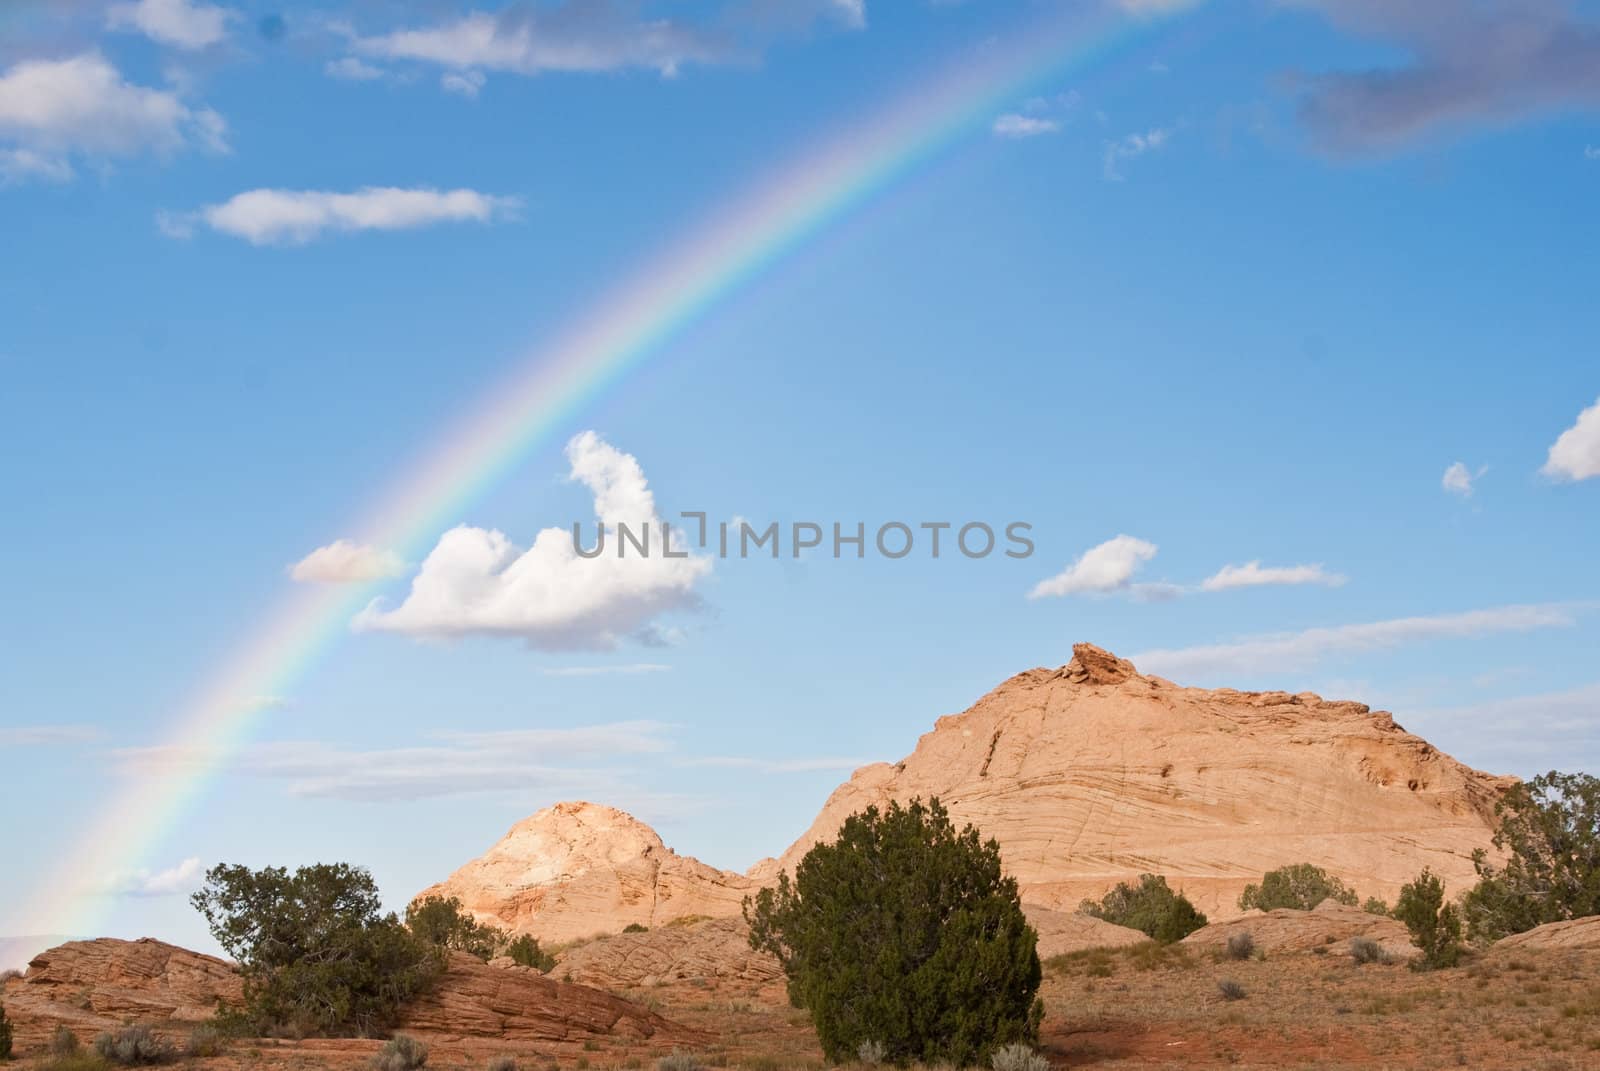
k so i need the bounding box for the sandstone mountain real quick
[416,801,757,944]
[421,645,1512,935]
[750,644,1512,918]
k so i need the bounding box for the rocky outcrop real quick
[0,937,698,1056]
[551,917,783,993]
[1493,916,1600,953]
[398,951,701,1044]
[1181,901,1414,958]
[1023,906,1148,958]
[750,644,1512,918]
[416,802,758,944]
[0,938,241,1050]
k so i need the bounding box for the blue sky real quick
[2,0,1598,954]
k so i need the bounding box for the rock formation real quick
[1022,906,1147,958]
[0,938,242,1050]
[551,917,784,994]
[750,644,1512,918]
[1180,901,1414,958]
[1493,916,1600,953]
[416,801,758,943]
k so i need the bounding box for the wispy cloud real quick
[1442,461,1487,497]
[1200,561,1347,592]
[1103,126,1172,180]
[289,539,406,583]
[0,725,102,746]
[675,755,872,773]
[992,114,1060,139]
[538,663,671,677]
[1132,602,1586,679]
[105,857,203,898]
[115,721,676,802]
[162,186,520,245]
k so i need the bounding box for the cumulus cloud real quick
[1103,126,1172,180]
[0,52,226,182]
[0,725,102,746]
[992,113,1060,138]
[1442,460,1487,496]
[1285,1,1600,154]
[1028,535,1158,599]
[1132,602,1584,678]
[116,721,674,801]
[288,539,406,584]
[356,432,712,650]
[165,186,520,245]
[105,857,203,898]
[1200,561,1347,592]
[1542,396,1600,482]
[107,0,231,50]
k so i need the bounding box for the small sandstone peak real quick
[1059,643,1140,685]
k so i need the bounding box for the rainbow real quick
[20,3,1191,936]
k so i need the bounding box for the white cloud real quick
[1200,561,1347,592]
[0,725,101,746]
[288,539,406,583]
[537,662,671,677]
[676,755,872,773]
[351,9,721,79]
[1103,125,1172,180]
[356,432,712,650]
[1586,145,1600,160]
[992,113,1059,139]
[0,52,226,182]
[1132,602,1584,679]
[106,857,203,898]
[441,70,486,98]
[1542,396,1600,482]
[325,57,385,82]
[1412,682,1600,762]
[1028,535,1158,599]
[107,0,231,50]
[169,186,519,245]
[116,721,674,802]
[1442,460,1487,496]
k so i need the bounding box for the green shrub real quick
[656,1050,700,1071]
[1395,868,1464,970]
[52,1026,81,1057]
[0,1002,11,1060]
[989,1043,1048,1071]
[191,862,444,1037]
[504,936,555,973]
[185,1024,223,1058]
[1224,933,1255,961]
[1238,864,1360,912]
[1362,897,1390,917]
[1349,937,1391,965]
[1080,874,1208,944]
[371,1035,428,1071]
[405,896,506,961]
[93,1026,175,1065]
[622,923,649,934]
[1218,979,1246,1001]
[856,1040,887,1066]
[746,798,1042,1068]
[1463,771,1600,943]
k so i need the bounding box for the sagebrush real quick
[371,1034,428,1071]
[1080,874,1207,944]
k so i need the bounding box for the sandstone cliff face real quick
[416,801,758,943]
[749,644,1512,919]
[551,917,784,995]
[1181,902,1414,959]
[1493,916,1600,953]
